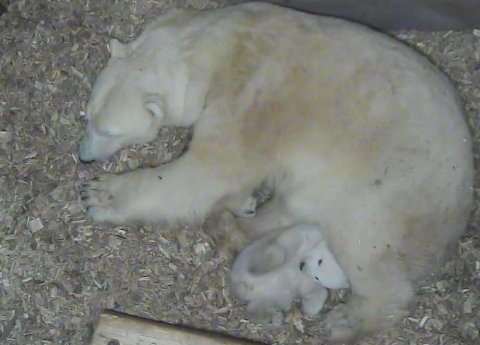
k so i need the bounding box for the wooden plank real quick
[266,0,480,30]
[90,311,266,345]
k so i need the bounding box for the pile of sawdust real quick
[0,1,479,344]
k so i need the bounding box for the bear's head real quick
[299,240,349,290]
[78,37,189,162]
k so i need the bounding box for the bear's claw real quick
[79,175,125,223]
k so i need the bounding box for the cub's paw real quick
[301,287,328,318]
[80,175,128,223]
[322,304,356,344]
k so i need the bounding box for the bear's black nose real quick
[299,262,305,271]
[79,157,95,164]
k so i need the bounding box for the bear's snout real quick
[77,143,95,163]
[77,142,96,164]
[77,129,123,162]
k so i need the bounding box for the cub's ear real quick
[144,94,165,121]
[108,38,127,58]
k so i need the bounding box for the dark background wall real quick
[1,0,479,30]
[266,0,480,30]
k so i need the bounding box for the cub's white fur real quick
[230,224,348,319]
[79,2,474,341]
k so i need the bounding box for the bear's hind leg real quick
[327,262,413,342]
[323,216,414,342]
[325,242,414,341]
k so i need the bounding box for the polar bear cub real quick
[230,224,348,319]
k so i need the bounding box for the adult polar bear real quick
[79,2,473,342]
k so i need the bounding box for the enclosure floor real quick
[1,1,479,344]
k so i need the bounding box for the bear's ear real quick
[144,94,165,121]
[108,38,127,58]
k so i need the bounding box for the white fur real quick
[230,224,347,318]
[79,3,474,341]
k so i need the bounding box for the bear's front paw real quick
[80,175,128,223]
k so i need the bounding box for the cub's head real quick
[299,241,349,289]
[78,38,179,162]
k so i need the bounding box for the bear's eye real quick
[299,262,305,271]
[98,129,115,137]
[318,259,323,266]
[94,126,116,137]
